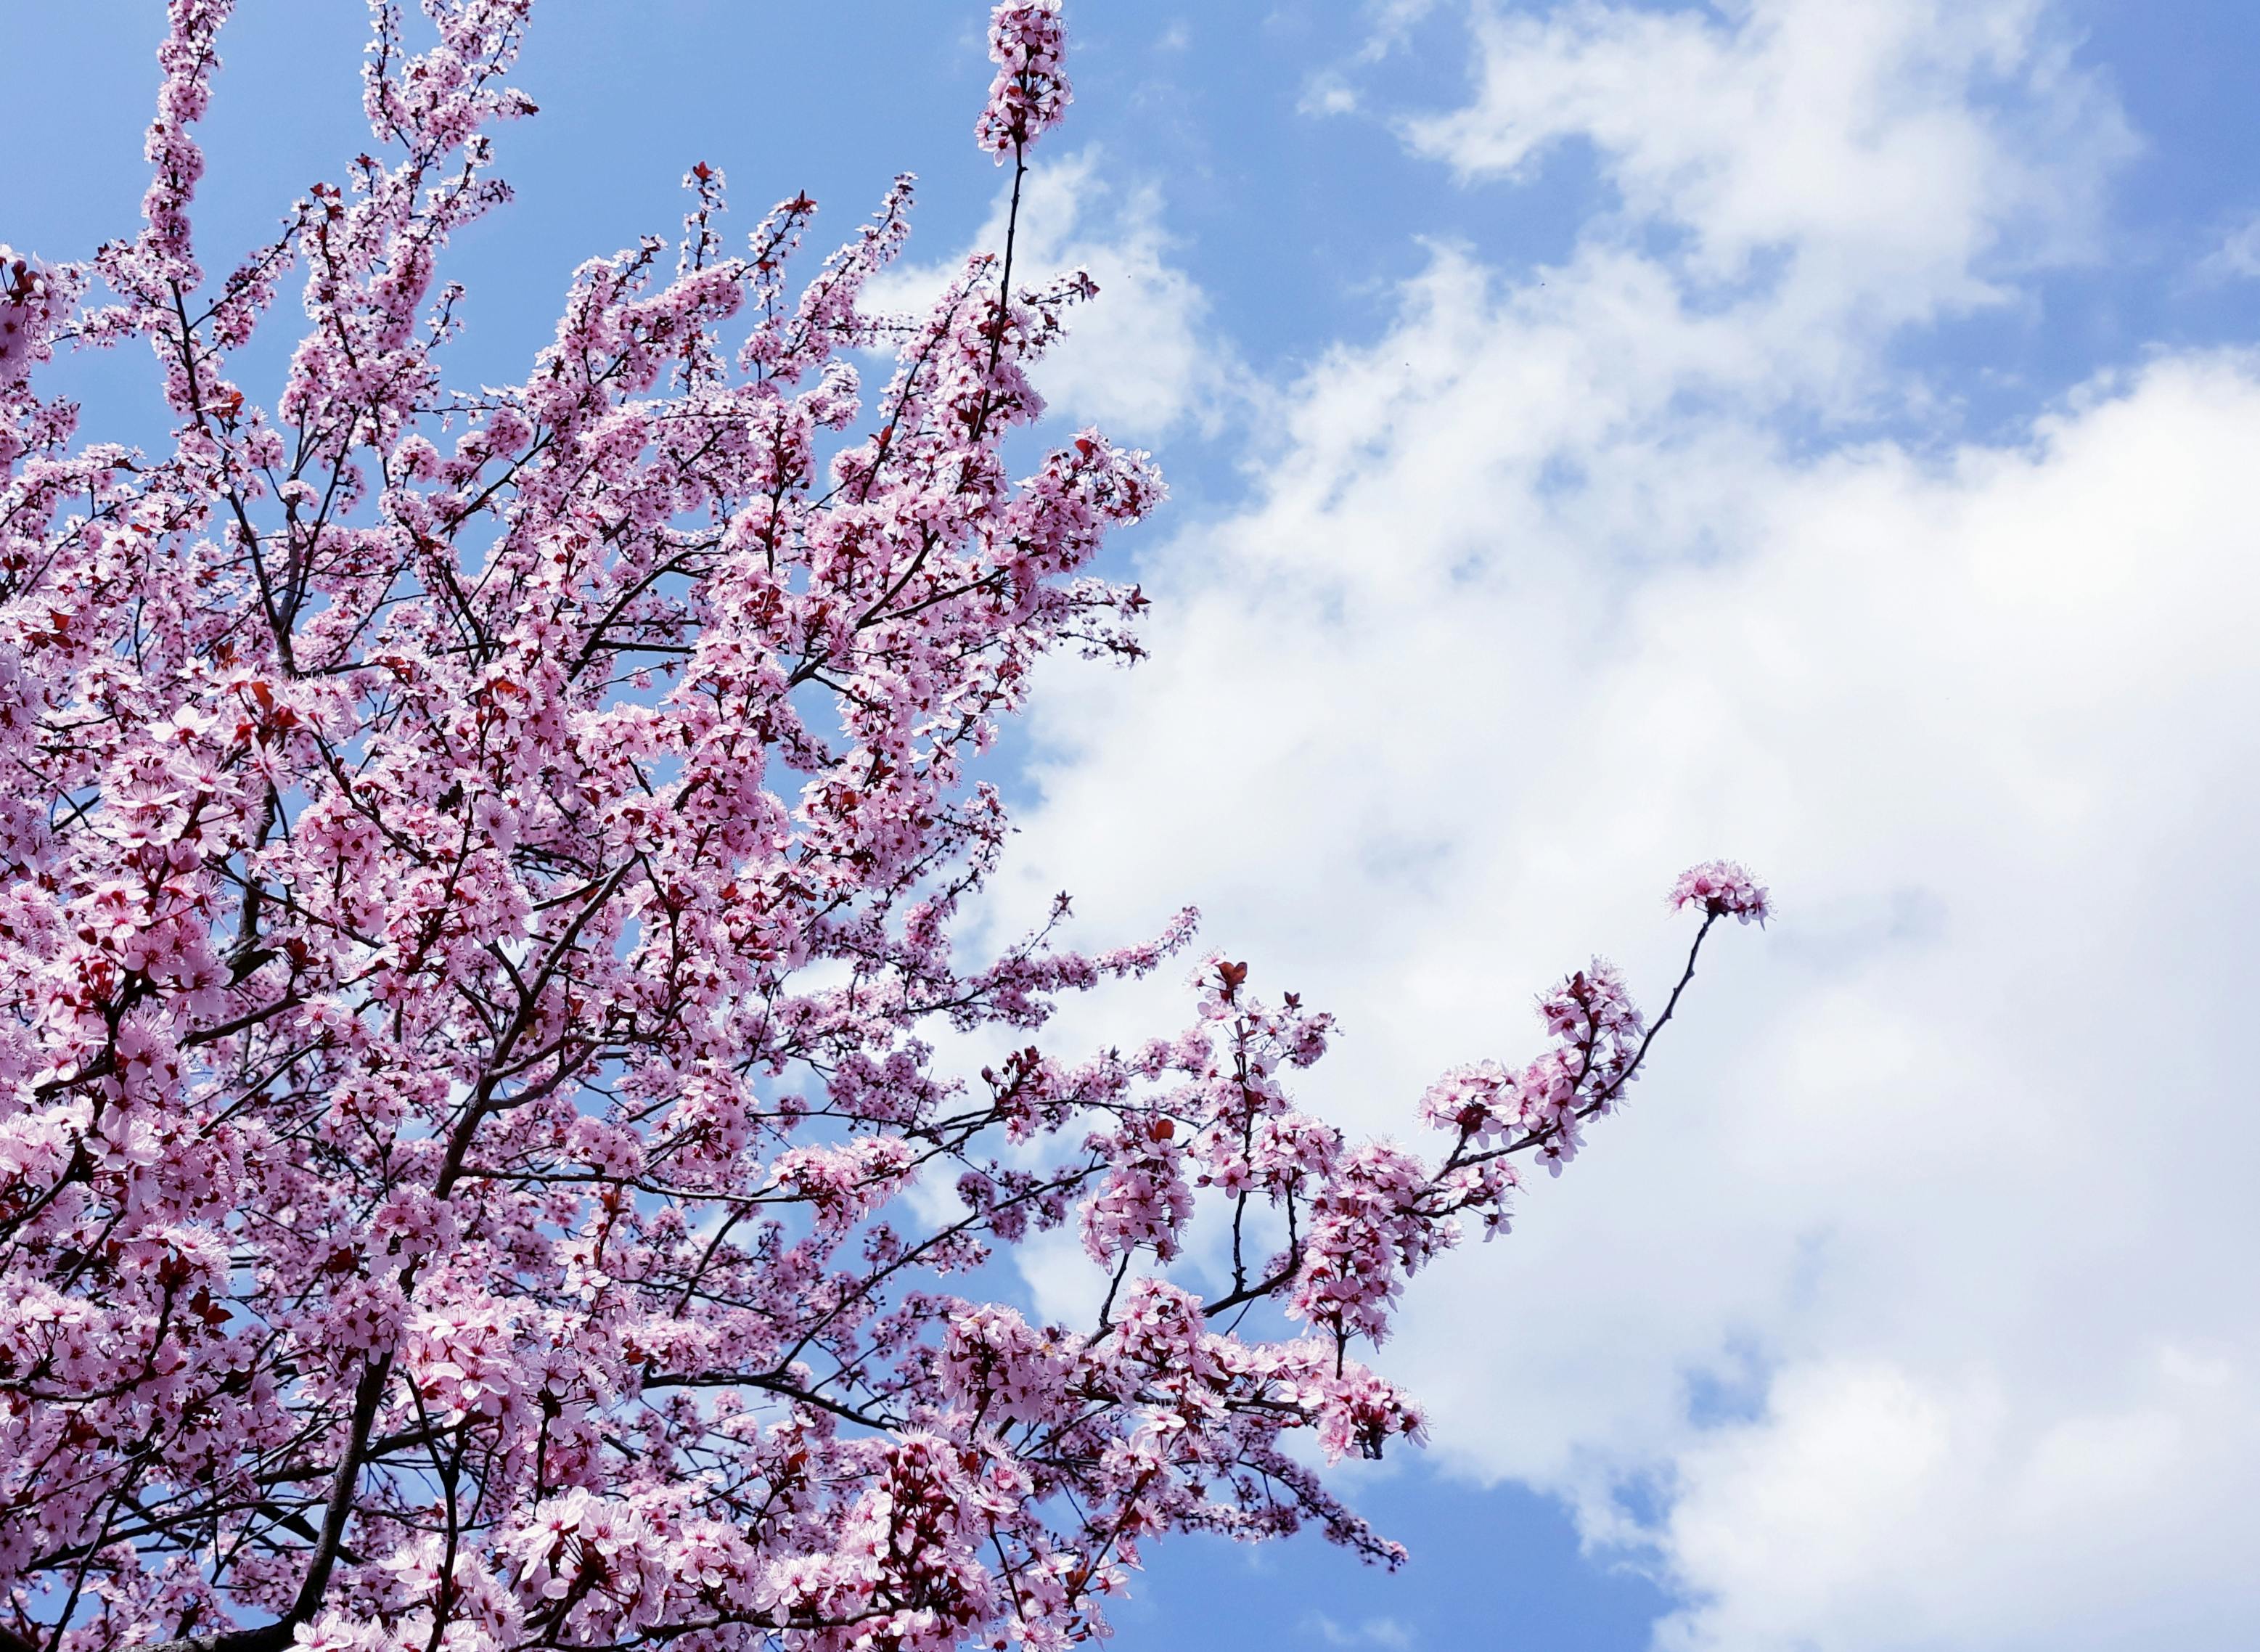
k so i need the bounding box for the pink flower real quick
[0,250,63,383]
[1670,859,1774,925]
[0,2,1764,1645]
[975,1,1071,159]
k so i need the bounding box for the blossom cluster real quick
[0,250,63,382]
[975,1,1071,159]
[1671,858,1773,925]
[0,4,1761,1651]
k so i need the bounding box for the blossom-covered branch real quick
[0,5,1764,1651]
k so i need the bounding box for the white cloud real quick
[1405,0,2132,353]
[2200,212,2260,282]
[1309,1612,1415,1650]
[986,1,2260,1647]
[1301,74,1363,118]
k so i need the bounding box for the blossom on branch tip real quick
[976,1,1071,159]
[1670,859,1774,924]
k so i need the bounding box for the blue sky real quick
[9,3,2260,1648]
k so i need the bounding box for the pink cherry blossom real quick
[0,249,65,384]
[0,4,1764,1650]
[1671,858,1774,925]
[976,1,1071,160]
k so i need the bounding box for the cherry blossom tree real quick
[0,4,1769,1651]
